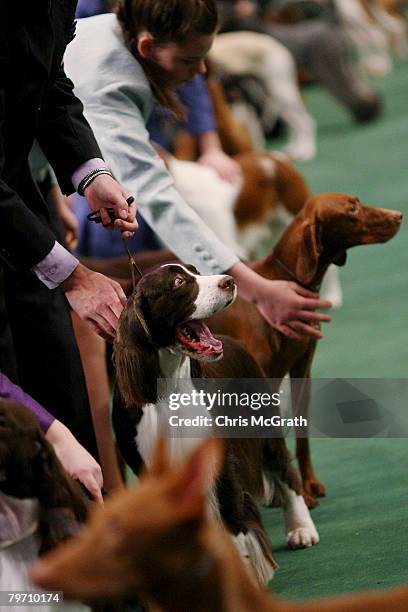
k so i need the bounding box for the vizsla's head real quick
[32,439,225,606]
[290,193,402,286]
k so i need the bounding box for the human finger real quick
[99,207,115,228]
[114,218,139,233]
[298,297,333,311]
[110,278,128,308]
[87,312,116,341]
[79,473,103,504]
[277,323,303,341]
[296,310,332,323]
[290,282,320,299]
[290,320,324,339]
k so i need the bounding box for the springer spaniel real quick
[112,264,319,584]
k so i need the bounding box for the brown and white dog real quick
[111,264,319,584]
[334,0,404,76]
[33,437,408,612]
[209,193,403,506]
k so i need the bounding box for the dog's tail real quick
[238,492,278,585]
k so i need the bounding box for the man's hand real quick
[84,174,138,239]
[62,263,127,341]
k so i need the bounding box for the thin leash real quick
[87,196,143,291]
[270,252,321,293]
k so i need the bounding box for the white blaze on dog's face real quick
[161,264,237,361]
[129,264,237,362]
[165,264,238,319]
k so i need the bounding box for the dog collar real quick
[270,254,321,293]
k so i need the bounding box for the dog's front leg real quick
[290,355,326,508]
[280,482,319,549]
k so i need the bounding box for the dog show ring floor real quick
[262,57,408,600]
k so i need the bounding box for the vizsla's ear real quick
[295,221,321,285]
[170,438,224,517]
[113,292,160,407]
[332,251,348,267]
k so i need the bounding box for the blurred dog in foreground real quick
[33,438,408,611]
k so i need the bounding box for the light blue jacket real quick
[64,14,239,275]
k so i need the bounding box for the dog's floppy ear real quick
[295,220,322,285]
[114,291,161,407]
[184,264,200,275]
[332,251,347,266]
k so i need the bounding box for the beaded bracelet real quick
[77,168,114,196]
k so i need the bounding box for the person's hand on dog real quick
[198,149,242,183]
[62,263,127,341]
[230,262,332,340]
[84,174,138,239]
[46,420,103,504]
[255,279,332,340]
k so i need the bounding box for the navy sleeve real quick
[178,75,216,135]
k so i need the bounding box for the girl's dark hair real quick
[116,0,218,115]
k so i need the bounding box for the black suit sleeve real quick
[36,62,103,196]
[0,31,55,270]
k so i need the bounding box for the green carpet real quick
[262,60,408,599]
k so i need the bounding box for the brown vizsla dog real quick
[32,438,408,612]
[209,193,402,507]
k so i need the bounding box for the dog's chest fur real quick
[135,351,212,469]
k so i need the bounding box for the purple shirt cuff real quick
[31,242,79,289]
[71,158,108,192]
[0,371,55,432]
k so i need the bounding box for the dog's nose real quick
[218,276,235,292]
[394,211,403,223]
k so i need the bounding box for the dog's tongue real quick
[189,321,222,350]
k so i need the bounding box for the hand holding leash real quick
[88,197,143,291]
[84,174,138,238]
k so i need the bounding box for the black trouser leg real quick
[2,266,99,459]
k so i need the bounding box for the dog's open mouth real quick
[176,320,223,357]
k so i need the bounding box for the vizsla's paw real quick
[303,491,318,509]
[303,478,326,502]
[287,526,319,549]
[309,479,326,498]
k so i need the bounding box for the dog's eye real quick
[174,276,186,288]
[349,204,359,214]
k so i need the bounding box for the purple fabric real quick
[0,371,55,433]
[31,156,106,288]
[75,0,109,18]
[31,241,79,289]
[147,75,216,148]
